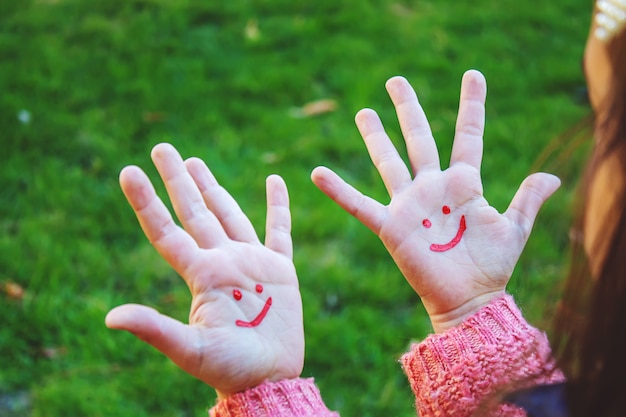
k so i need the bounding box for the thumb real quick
[504,172,561,238]
[105,304,192,366]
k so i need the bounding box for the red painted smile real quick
[430,215,466,252]
[233,284,272,328]
[235,297,272,328]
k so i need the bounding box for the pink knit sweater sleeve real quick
[208,378,339,417]
[401,294,565,416]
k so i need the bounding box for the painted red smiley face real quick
[233,284,272,328]
[422,205,467,252]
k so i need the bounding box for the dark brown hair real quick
[552,26,626,417]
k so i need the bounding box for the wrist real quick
[215,390,229,400]
[214,368,304,400]
[428,290,505,333]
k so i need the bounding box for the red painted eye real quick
[422,219,432,228]
[442,206,451,215]
[256,284,264,293]
[233,289,242,301]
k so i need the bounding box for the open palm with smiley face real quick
[311,70,561,333]
[105,143,303,397]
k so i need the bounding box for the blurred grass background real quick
[1,0,591,416]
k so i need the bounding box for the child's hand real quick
[311,70,560,333]
[106,143,304,397]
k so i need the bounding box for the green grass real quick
[1,0,591,416]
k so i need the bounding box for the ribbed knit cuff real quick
[209,378,339,417]
[401,294,564,416]
[403,294,536,381]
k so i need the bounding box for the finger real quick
[385,76,440,173]
[105,304,201,376]
[185,157,259,243]
[504,173,561,239]
[450,70,487,171]
[354,108,412,196]
[264,175,292,259]
[311,166,387,234]
[119,165,199,274]
[150,143,228,248]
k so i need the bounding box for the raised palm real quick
[311,71,560,332]
[106,143,303,397]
